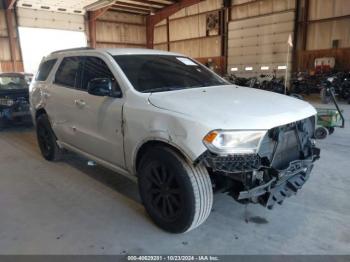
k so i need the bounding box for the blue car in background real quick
[0,73,32,129]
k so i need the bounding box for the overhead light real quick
[245,66,253,71]
[261,66,269,71]
[231,67,238,72]
[278,65,287,70]
[85,0,115,11]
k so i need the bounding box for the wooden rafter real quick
[112,5,150,14]
[126,0,168,8]
[112,0,175,13]
[5,0,17,9]
[88,0,190,48]
[146,0,204,48]
[5,7,17,71]
[114,1,153,10]
[148,0,204,26]
[88,4,115,48]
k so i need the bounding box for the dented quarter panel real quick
[122,91,212,175]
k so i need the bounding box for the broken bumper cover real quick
[198,151,262,173]
[199,147,321,209]
[238,156,317,209]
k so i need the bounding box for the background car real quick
[0,73,32,128]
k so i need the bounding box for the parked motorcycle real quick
[226,74,251,87]
[319,72,350,104]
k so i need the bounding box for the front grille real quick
[258,116,315,170]
[16,97,29,103]
[271,129,301,169]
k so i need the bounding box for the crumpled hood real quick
[148,85,317,130]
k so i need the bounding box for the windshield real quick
[0,76,28,90]
[113,55,229,93]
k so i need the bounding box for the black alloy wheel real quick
[138,146,213,233]
[36,114,62,161]
[145,162,183,221]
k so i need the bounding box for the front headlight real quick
[203,130,267,155]
[0,98,15,107]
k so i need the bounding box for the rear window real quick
[35,59,57,81]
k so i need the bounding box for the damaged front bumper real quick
[198,147,320,209]
[198,116,321,209]
[0,104,31,123]
[238,149,320,209]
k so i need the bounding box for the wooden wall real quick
[295,0,350,72]
[153,0,224,74]
[298,48,350,71]
[94,11,146,49]
[307,0,350,50]
[0,9,24,72]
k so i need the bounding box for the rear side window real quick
[54,57,82,88]
[35,59,57,81]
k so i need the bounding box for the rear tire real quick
[138,146,213,233]
[36,114,63,161]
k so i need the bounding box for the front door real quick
[70,56,125,169]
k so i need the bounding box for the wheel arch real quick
[134,139,193,176]
[35,108,47,120]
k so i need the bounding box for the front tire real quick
[138,146,213,233]
[36,114,62,161]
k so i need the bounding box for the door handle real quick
[74,99,86,108]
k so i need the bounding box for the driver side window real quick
[81,57,121,95]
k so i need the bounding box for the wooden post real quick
[6,0,17,9]
[146,16,154,49]
[302,0,309,51]
[88,12,97,48]
[292,0,300,72]
[166,17,170,51]
[5,8,17,72]
[88,6,113,48]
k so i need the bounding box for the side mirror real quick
[87,78,122,98]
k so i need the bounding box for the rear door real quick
[48,56,84,146]
[70,56,125,168]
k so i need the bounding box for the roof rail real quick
[50,47,94,55]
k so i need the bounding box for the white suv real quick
[30,48,320,233]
